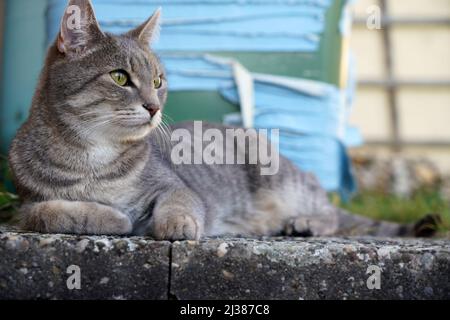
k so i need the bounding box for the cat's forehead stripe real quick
[130,56,139,74]
[130,48,155,78]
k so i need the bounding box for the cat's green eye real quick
[153,76,162,89]
[110,70,129,86]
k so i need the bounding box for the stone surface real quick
[0,229,170,300]
[1,227,449,300]
[171,238,450,300]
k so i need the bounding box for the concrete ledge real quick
[0,230,170,300]
[1,228,449,300]
[171,238,450,299]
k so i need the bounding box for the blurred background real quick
[0,0,449,233]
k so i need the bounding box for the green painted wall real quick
[0,0,47,153]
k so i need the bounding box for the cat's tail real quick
[286,169,441,238]
[334,209,442,238]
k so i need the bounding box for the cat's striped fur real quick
[9,0,422,240]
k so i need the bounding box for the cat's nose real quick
[142,104,160,117]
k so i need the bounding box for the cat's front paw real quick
[290,214,338,237]
[94,208,133,235]
[20,201,133,236]
[152,212,201,241]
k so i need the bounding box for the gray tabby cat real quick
[8,0,430,240]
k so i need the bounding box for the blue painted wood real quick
[0,0,48,153]
[47,0,331,52]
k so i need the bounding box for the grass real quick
[0,155,19,223]
[0,189,19,223]
[338,188,450,233]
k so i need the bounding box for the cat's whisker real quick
[76,114,116,125]
[155,120,172,156]
[158,119,176,165]
[151,125,165,155]
[160,117,173,135]
[162,113,175,124]
[155,128,165,155]
[77,110,104,118]
[157,119,172,153]
[76,117,117,138]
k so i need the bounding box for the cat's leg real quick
[149,189,205,241]
[19,201,132,235]
[289,208,339,237]
[281,168,341,237]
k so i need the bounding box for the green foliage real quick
[339,188,450,232]
[0,189,19,222]
[0,155,19,223]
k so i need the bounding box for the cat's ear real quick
[57,0,105,56]
[128,8,162,46]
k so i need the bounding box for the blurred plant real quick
[351,155,442,197]
[0,154,19,223]
[339,188,450,234]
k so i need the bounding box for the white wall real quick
[349,0,450,174]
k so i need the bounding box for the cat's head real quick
[43,0,167,144]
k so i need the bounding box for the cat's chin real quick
[120,124,154,144]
